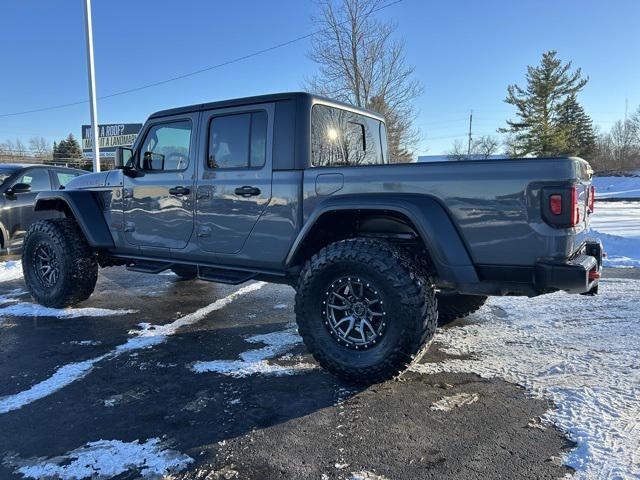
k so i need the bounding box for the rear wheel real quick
[295,238,438,385]
[437,293,487,326]
[22,219,98,308]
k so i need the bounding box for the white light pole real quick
[83,0,100,172]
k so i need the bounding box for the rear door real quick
[196,103,273,254]
[123,113,198,250]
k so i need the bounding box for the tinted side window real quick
[55,171,81,187]
[139,120,192,171]
[15,169,51,192]
[311,105,385,167]
[208,111,267,169]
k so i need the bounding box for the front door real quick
[196,104,273,254]
[4,168,53,247]
[123,114,198,250]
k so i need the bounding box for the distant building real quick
[417,154,510,163]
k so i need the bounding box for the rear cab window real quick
[311,104,387,167]
[207,111,267,169]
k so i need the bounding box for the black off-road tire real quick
[22,219,98,308]
[437,293,487,326]
[295,238,438,385]
[171,265,197,280]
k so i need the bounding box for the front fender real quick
[287,194,479,286]
[34,191,114,249]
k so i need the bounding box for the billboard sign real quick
[82,123,142,157]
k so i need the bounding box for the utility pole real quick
[83,0,100,172]
[467,110,473,158]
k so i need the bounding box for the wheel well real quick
[34,199,73,218]
[290,210,435,272]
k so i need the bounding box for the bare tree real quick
[472,135,501,159]
[0,139,27,157]
[306,0,423,163]
[28,137,52,158]
[446,139,468,161]
[447,135,501,161]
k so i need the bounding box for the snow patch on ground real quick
[117,282,266,353]
[192,324,316,378]
[0,356,107,414]
[350,471,391,480]
[0,303,136,319]
[430,393,479,412]
[0,282,266,414]
[273,303,288,309]
[411,278,640,479]
[0,289,25,306]
[5,438,193,479]
[0,260,23,283]
[593,176,640,199]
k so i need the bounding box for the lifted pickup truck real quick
[22,92,602,384]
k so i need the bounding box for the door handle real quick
[234,186,261,197]
[169,186,191,196]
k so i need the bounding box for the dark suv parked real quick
[0,164,85,255]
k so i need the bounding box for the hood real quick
[65,170,123,190]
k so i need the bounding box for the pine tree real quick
[64,134,82,158]
[559,94,597,159]
[52,141,58,160]
[55,134,82,160]
[500,50,588,157]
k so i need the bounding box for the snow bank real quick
[411,278,640,479]
[7,438,193,479]
[0,260,22,283]
[589,201,640,267]
[590,230,640,267]
[192,324,316,377]
[593,176,640,200]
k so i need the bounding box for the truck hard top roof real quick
[149,91,385,122]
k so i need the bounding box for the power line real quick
[0,0,404,118]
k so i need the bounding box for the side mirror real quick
[115,147,133,169]
[6,182,31,196]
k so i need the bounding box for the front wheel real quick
[22,219,98,308]
[295,238,438,385]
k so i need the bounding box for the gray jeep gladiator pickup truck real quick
[22,92,602,384]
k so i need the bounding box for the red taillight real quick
[550,194,563,215]
[571,186,581,226]
[589,185,596,212]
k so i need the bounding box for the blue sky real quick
[0,0,638,155]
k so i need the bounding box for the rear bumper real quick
[535,239,603,294]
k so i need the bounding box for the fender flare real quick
[286,194,479,285]
[34,191,114,249]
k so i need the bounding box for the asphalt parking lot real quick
[4,265,633,479]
